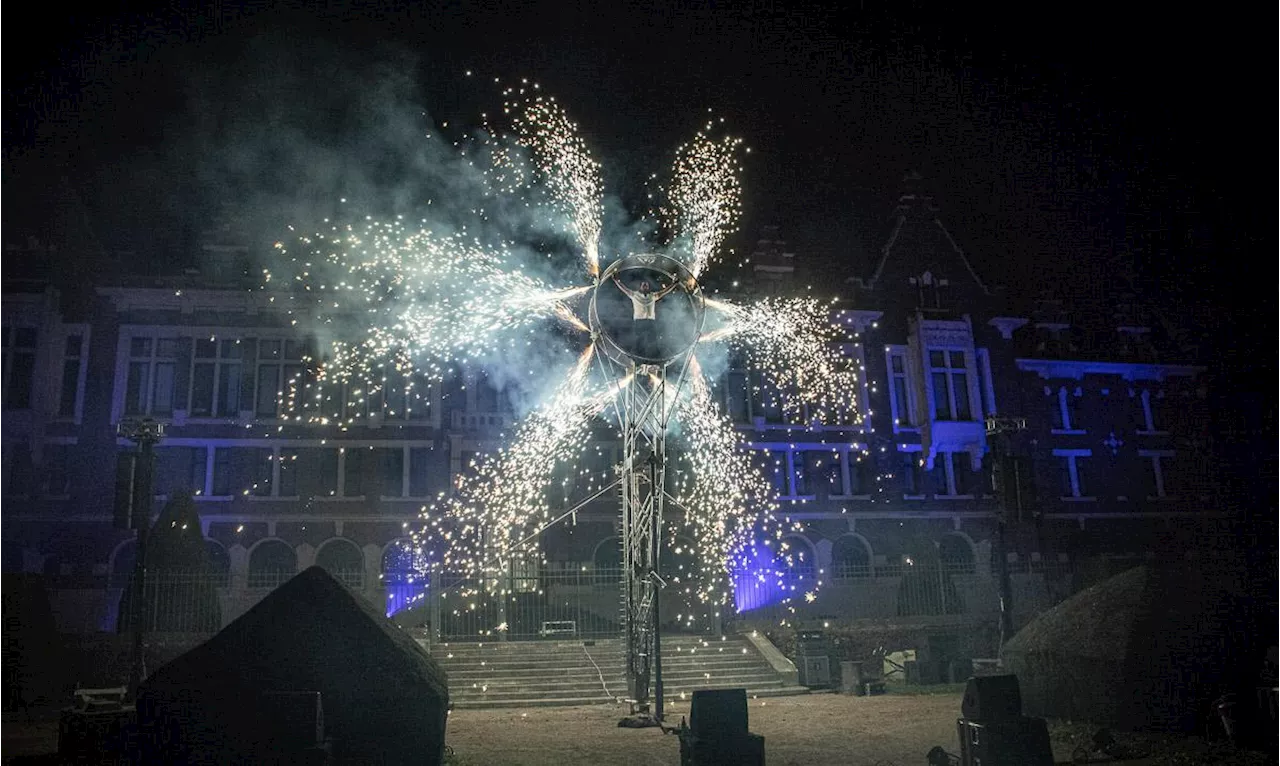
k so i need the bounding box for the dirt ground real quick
[5,691,1272,766]
[444,692,967,766]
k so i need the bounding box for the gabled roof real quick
[858,171,992,295]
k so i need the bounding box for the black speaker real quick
[689,688,748,741]
[956,716,1052,766]
[961,674,1022,721]
[680,732,764,766]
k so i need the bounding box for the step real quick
[445,671,624,681]
[452,695,624,709]
[452,686,622,701]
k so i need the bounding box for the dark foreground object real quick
[137,566,449,765]
[1002,561,1272,733]
[955,674,1053,766]
[677,688,765,766]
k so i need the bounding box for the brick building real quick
[1,177,1229,639]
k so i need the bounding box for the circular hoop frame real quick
[588,253,706,367]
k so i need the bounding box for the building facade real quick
[2,178,1229,639]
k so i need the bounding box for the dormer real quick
[906,311,987,471]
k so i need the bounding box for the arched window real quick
[110,542,137,587]
[938,534,975,575]
[248,540,296,588]
[592,537,622,586]
[831,535,872,579]
[381,540,421,584]
[206,540,231,587]
[780,536,816,589]
[317,539,364,588]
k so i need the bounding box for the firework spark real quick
[659,120,745,278]
[268,84,860,611]
[670,359,814,604]
[708,295,861,425]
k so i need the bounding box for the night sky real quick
[5,3,1264,279]
[4,1,1272,454]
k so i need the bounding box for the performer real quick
[613,276,679,321]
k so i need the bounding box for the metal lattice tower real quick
[589,253,705,719]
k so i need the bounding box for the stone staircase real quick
[424,634,809,708]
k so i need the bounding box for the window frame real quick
[927,349,973,422]
[885,345,918,431]
[57,326,91,422]
[1052,448,1095,501]
[2,325,39,410]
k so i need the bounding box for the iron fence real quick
[37,556,1143,638]
[419,567,628,641]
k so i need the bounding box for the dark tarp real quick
[1002,560,1267,732]
[138,566,448,764]
[118,492,221,633]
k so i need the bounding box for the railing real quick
[37,557,1160,638]
[114,572,225,634]
[427,567,627,641]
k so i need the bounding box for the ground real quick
[445,693,962,766]
[4,689,1271,765]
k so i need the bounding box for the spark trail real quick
[267,82,861,614]
[670,359,815,605]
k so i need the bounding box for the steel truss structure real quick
[589,253,705,719]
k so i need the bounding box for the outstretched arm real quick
[612,275,636,298]
[655,280,681,298]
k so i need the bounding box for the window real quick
[211,447,272,497]
[248,448,273,497]
[3,326,37,410]
[751,371,786,425]
[886,348,915,428]
[409,447,432,497]
[759,451,787,497]
[790,451,812,496]
[378,447,405,497]
[975,348,995,418]
[938,535,975,574]
[780,537,815,587]
[847,454,872,496]
[190,338,244,417]
[1050,386,1082,432]
[1053,449,1092,499]
[380,372,433,421]
[125,335,179,416]
[928,350,971,421]
[901,450,922,496]
[6,444,34,497]
[316,539,364,588]
[1140,450,1172,498]
[255,339,306,417]
[932,452,973,497]
[44,443,72,497]
[1138,389,1169,434]
[723,368,751,423]
[287,447,338,498]
[279,448,300,498]
[155,446,208,497]
[211,448,233,496]
[831,536,871,578]
[59,333,87,418]
[342,448,365,497]
[248,540,296,588]
[800,449,843,498]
